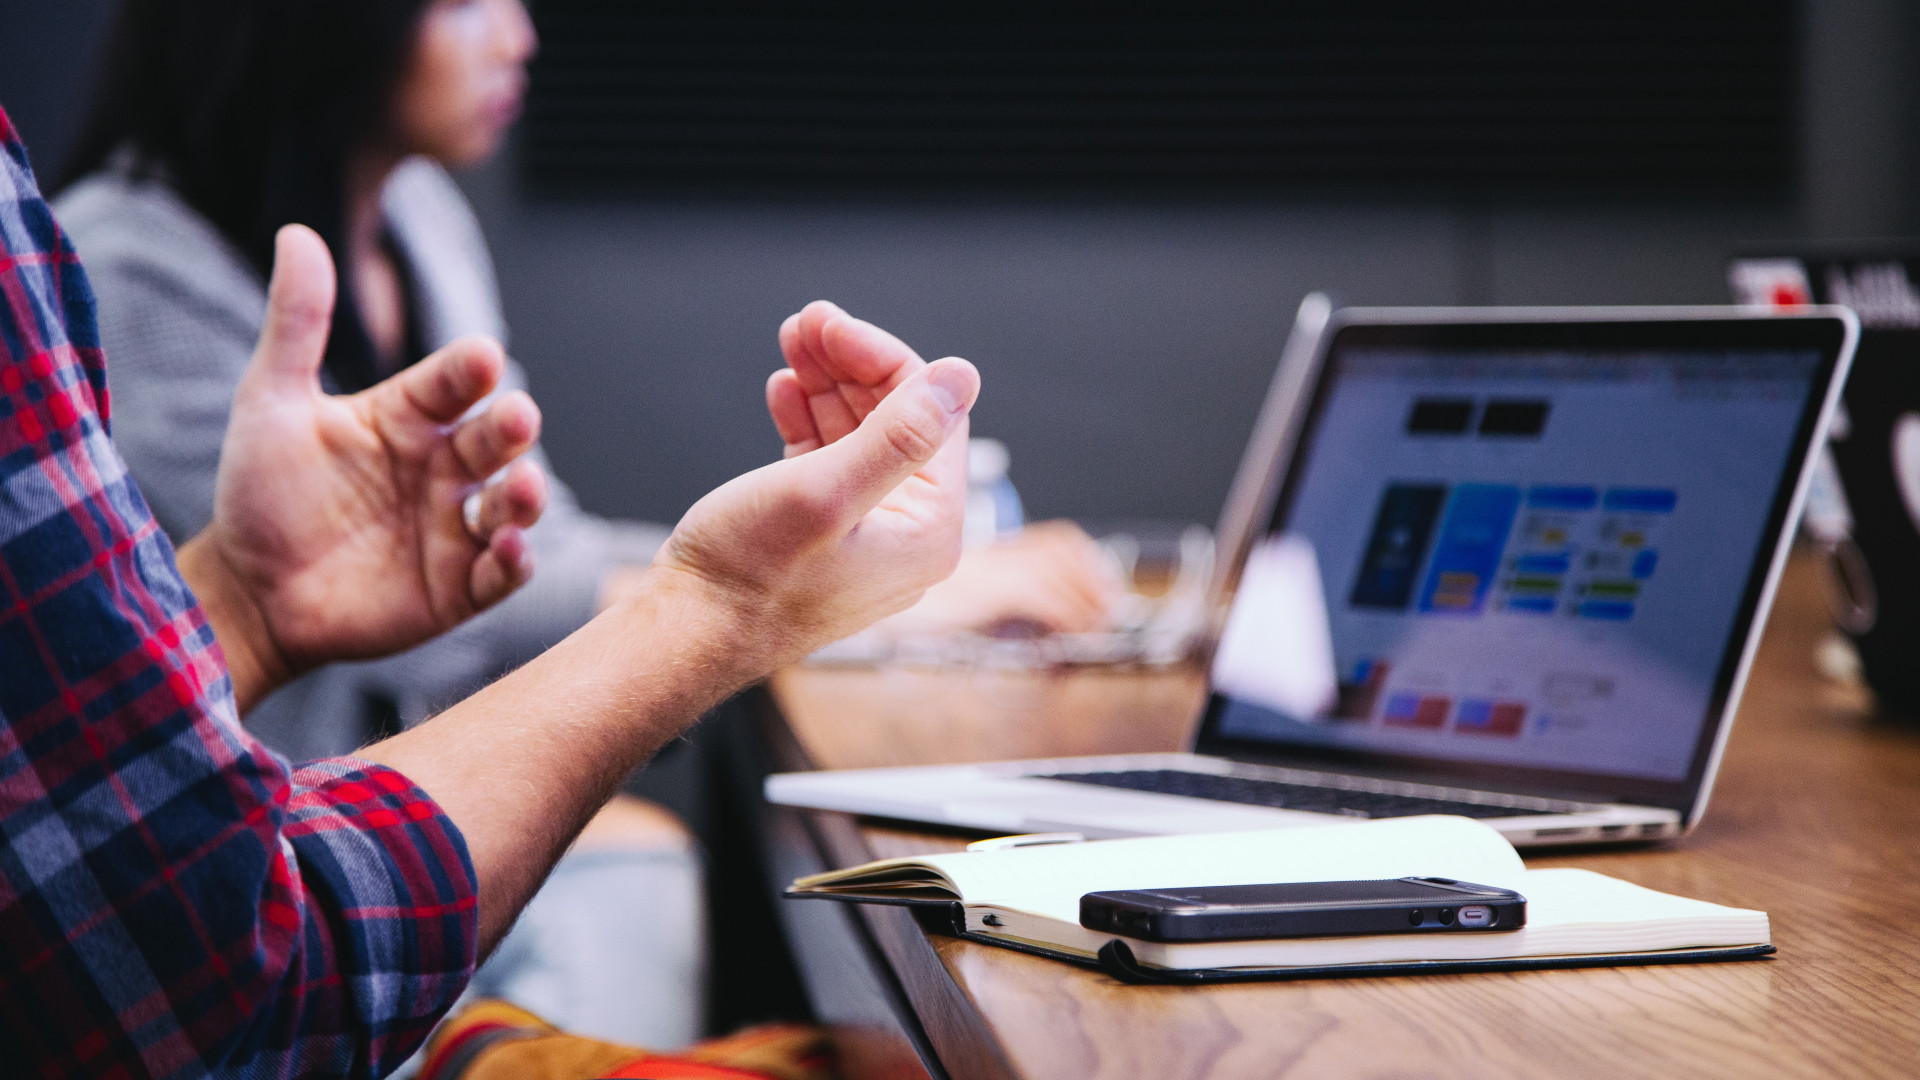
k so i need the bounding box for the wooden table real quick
[759,552,1920,1080]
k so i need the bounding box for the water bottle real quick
[964,438,1024,547]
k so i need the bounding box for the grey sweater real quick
[56,157,669,760]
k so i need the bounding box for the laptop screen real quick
[1201,316,1847,806]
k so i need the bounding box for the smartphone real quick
[1079,877,1526,942]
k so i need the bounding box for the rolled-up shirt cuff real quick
[282,758,479,1074]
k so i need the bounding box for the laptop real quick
[768,305,1859,846]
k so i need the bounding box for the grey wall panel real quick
[1483,205,1800,308]
[483,196,1801,528]
[483,199,1465,527]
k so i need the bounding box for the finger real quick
[1062,561,1125,617]
[1022,523,1126,609]
[1044,573,1119,631]
[386,335,509,425]
[1009,554,1110,621]
[818,310,925,391]
[778,302,845,394]
[781,303,928,438]
[450,389,542,480]
[781,307,861,443]
[792,357,980,525]
[472,459,549,534]
[966,543,1113,633]
[470,525,535,610]
[817,311,922,431]
[246,225,336,393]
[767,369,821,454]
[837,380,882,424]
[806,384,863,447]
[1001,586,1107,635]
[1021,519,1097,546]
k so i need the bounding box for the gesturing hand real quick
[179,225,548,711]
[766,300,925,457]
[651,302,979,672]
[767,301,1120,638]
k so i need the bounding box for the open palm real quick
[200,226,548,680]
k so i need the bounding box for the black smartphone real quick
[1079,877,1526,942]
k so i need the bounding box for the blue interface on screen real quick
[1211,347,1821,782]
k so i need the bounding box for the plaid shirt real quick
[0,109,476,1078]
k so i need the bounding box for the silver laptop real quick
[769,304,1859,847]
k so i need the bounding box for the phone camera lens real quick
[1408,909,1424,926]
[1438,908,1456,925]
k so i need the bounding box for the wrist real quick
[176,532,295,713]
[595,564,654,613]
[621,563,789,689]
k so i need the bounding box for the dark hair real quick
[59,0,434,391]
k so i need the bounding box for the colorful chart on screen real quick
[1212,347,1820,782]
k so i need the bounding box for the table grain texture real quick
[767,552,1920,1080]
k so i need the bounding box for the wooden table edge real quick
[754,691,1022,1080]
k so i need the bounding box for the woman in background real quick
[54,0,1117,1048]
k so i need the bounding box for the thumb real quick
[791,357,979,521]
[246,224,336,393]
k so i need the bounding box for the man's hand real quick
[766,301,1119,637]
[365,303,976,947]
[766,299,925,457]
[649,303,980,674]
[885,520,1123,636]
[178,225,548,711]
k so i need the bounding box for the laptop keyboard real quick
[1039,769,1569,820]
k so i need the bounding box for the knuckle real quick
[266,300,330,351]
[882,410,941,463]
[441,358,475,402]
[476,410,512,453]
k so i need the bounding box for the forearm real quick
[360,565,769,950]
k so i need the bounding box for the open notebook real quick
[787,817,1772,983]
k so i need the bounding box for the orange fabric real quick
[418,999,834,1080]
[600,1060,787,1079]
[658,1023,834,1079]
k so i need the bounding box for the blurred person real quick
[52,0,1114,1044]
[55,0,1116,761]
[4,95,984,1074]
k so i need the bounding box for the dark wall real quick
[1802,0,1920,237]
[5,0,1918,528]
[472,190,1794,527]
[0,0,115,179]
[521,4,1797,199]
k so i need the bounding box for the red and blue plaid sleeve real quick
[0,108,477,1077]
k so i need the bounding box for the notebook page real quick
[1511,868,1758,929]
[921,816,1524,924]
[1130,868,1770,969]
